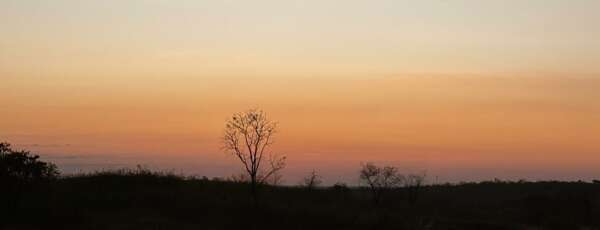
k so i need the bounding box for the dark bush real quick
[0,142,59,181]
[0,142,60,225]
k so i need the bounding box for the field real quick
[3,169,599,230]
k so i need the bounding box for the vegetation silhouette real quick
[0,142,59,227]
[0,142,59,181]
[300,170,322,191]
[359,162,404,206]
[222,109,286,205]
[405,172,426,206]
[2,162,598,229]
[1,108,599,229]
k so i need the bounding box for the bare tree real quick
[301,170,322,190]
[222,109,286,203]
[359,162,404,205]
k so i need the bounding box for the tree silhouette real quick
[301,170,322,190]
[222,109,286,204]
[359,162,403,205]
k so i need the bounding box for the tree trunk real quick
[250,175,258,207]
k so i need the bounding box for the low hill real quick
[2,169,599,230]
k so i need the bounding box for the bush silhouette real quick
[0,142,59,224]
[0,142,59,182]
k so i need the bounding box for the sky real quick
[1,0,599,184]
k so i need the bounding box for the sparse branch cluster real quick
[359,162,426,205]
[301,170,323,190]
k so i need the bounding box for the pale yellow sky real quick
[1,1,599,183]
[2,0,600,78]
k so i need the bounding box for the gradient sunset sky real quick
[1,1,599,184]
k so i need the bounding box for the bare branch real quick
[359,162,403,205]
[221,109,287,202]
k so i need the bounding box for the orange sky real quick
[3,75,599,183]
[1,1,599,183]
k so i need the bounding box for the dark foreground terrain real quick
[2,169,599,230]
